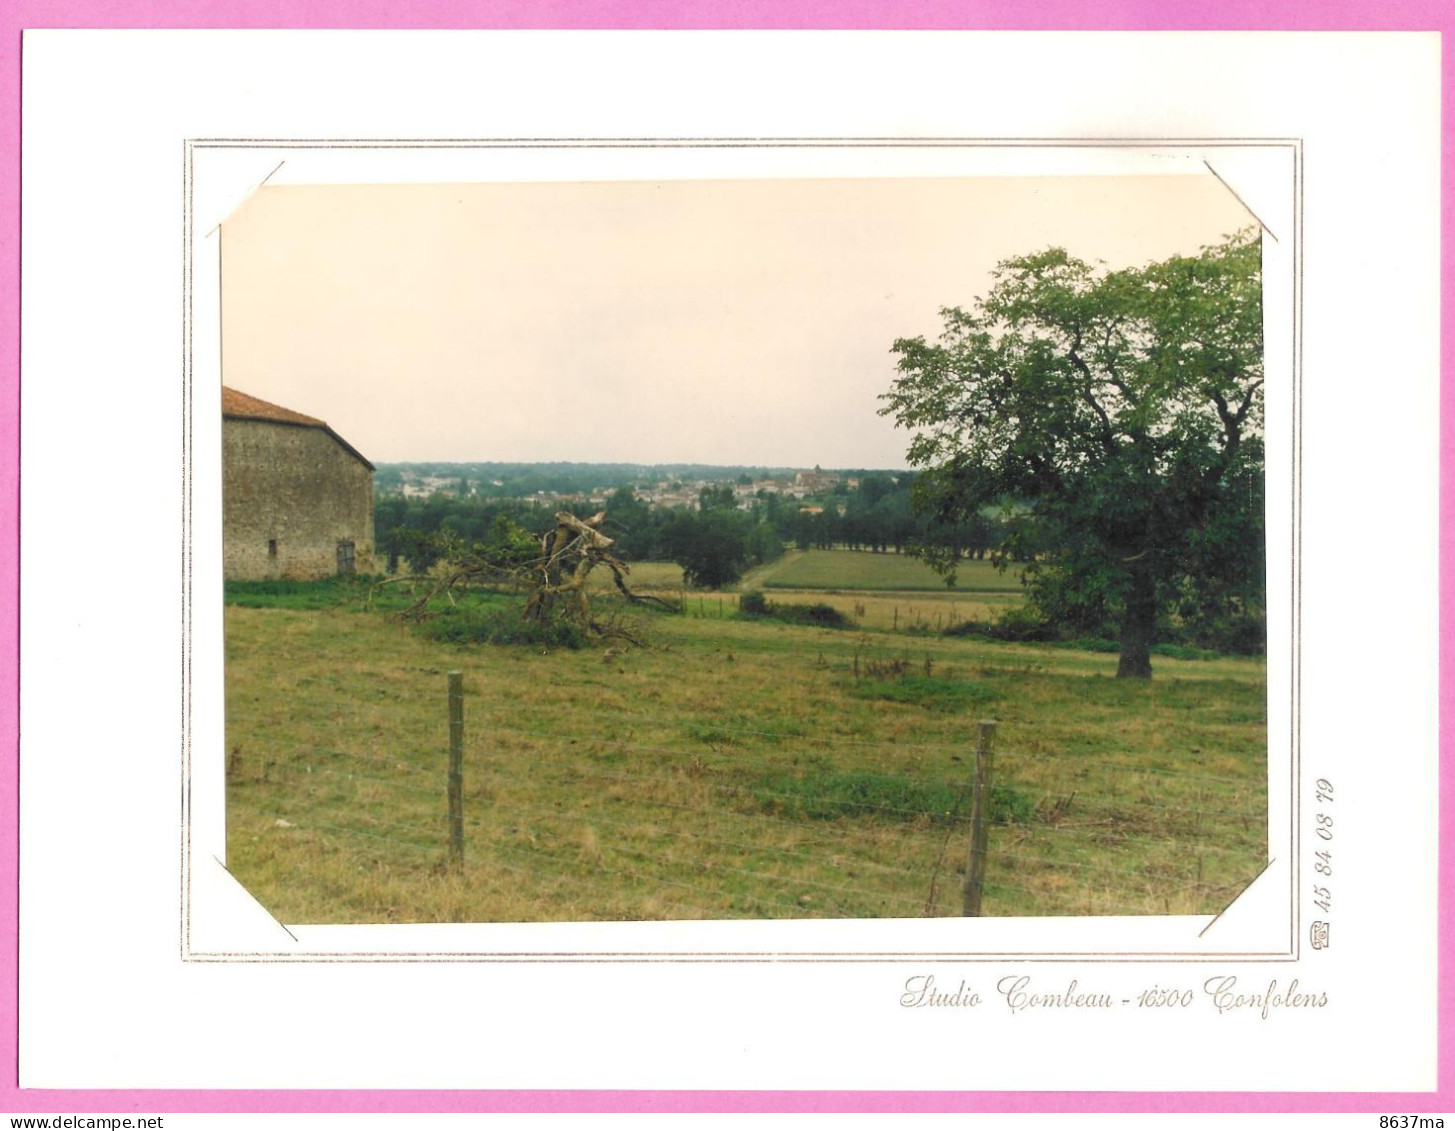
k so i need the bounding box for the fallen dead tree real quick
[372,511,678,643]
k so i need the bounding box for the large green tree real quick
[880,230,1265,678]
[660,509,752,589]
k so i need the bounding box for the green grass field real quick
[744,549,1024,593]
[224,559,1268,924]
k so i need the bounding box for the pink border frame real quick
[1,1,1447,1115]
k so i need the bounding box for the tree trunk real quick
[1116,563,1156,679]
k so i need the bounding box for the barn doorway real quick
[336,540,356,576]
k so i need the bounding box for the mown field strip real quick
[755,549,1025,593]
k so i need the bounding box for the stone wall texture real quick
[223,418,376,580]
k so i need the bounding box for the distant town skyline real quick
[380,463,875,512]
[221,174,1253,467]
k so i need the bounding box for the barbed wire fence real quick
[227,671,1268,921]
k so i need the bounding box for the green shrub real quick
[736,593,849,628]
[943,605,1059,643]
[987,604,1060,641]
[738,590,770,617]
[773,602,850,628]
[417,606,587,649]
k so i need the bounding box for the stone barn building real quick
[223,386,376,580]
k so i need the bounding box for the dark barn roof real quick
[222,386,375,471]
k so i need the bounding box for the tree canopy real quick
[880,230,1265,678]
[659,508,754,589]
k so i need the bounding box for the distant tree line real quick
[375,473,1030,590]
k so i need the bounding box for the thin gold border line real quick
[178,953,1299,965]
[1291,139,1306,960]
[180,140,193,961]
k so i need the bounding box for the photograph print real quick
[217,170,1269,925]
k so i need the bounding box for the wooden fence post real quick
[962,719,998,916]
[447,670,465,871]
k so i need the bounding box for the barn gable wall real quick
[223,418,375,580]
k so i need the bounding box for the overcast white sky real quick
[221,174,1252,468]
